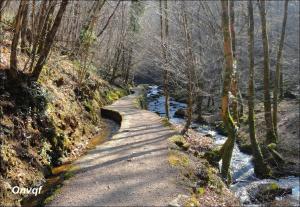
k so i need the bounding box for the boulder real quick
[284,91,297,99]
[250,182,292,203]
[174,108,186,118]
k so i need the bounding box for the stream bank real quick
[146,85,299,206]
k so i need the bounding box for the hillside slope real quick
[0,42,128,206]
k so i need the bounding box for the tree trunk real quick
[273,0,289,136]
[220,0,237,184]
[258,0,277,144]
[37,2,56,55]
[20,2,29,54]
[0,0,4,61]
[9,0,27,81]
[160,0,170,119]
[180,2,195,135]
[196,95,203,122]
[248,0,270,178]
[229,0,241,125]
[29,0,48,72]
[31,0,69,81]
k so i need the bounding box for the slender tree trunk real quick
[9,0,26,81]
[0,0,4,62]
[229,0,242,125]
[279,71,283,99]
[197,95,203,122]
[31,0,69,81]
[258,0,277,144]
[20,2,28,54]
[97,0,121,37]
[29,0,48,72]
[181,2,195,135]
[160,0,170,119]
[37,2,56,55]
[273,0,289,136]
[220,0,237,184]
[248,0,270,178]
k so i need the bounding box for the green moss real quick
[83,100,98,123]
[169,135,190,151]
[267,143,277,150]
[162,118,172,127]
[196,187,205,196]
[168,150,190,167]
[184,195,200,207]
[204,147,221,166]
[106,88,127,102]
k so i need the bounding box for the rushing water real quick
[147,85,299,205]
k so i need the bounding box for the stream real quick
[147,85,299,206]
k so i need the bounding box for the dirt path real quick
[48,87,186,206]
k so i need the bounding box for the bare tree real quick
[247,0,270,178]
[31,0,69,80]
[219,0,238,183]
[159,0,170,119]
[273,0,289,135]
[258,0,277,144]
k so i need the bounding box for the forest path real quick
[48,86,186,206]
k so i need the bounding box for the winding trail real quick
[48,87,186,206]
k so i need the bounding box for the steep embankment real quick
[0,46,128,206]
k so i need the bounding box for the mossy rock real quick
[214,122,228,136]
[168,135,190,151]
[251,182,292,203]
[204,147,221,167]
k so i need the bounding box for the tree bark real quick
[229,0,241,125]
[258,0,277,144]
[31,0,69,81]
[180,1,195,135]
[248,0,270,178]
[160,0,170,119]
[20,2,29,54]
[29,0,48,72]
[273,0,289,136]
[9,0,27,80]
[220,0,237,184]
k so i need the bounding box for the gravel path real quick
[48,87,186,206]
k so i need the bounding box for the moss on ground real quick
[168,135,190,151]
[168,150,190,167]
